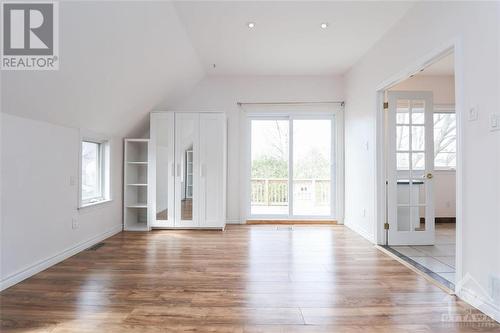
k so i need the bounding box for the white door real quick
[149,112,175,228]
[174,113,199,227]
[387,91,435,245]
[199,113,226,228]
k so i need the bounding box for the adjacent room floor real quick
[1,224,497,332]
[390,223,456,285]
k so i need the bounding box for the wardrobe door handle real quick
[171,163,175,177]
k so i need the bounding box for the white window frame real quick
[240,104,344,222]
[433,104,456,171]
[79,131,111,209]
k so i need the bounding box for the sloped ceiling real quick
[1,1,204,137]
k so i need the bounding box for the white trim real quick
[78,199,113,210]
[0,225,122,291]
[457,288,500,324]
[344,219,375,243]
[226,218,242,224]
[79,130,112,209]
[434,104,455,112]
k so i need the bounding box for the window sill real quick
[78,199,112,210]
[434,169,456,173]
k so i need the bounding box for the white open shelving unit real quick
[124,139,150,231]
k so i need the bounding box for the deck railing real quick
[251,178,330,206]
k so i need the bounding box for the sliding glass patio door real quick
[249,114,336,219]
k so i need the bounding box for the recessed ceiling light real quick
[320,23,328,29]
[247,22,256,28]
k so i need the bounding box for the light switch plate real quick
[468,106,478,121]
[490,113,500,131]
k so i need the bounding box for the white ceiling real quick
[418,53,455,76]
[174,1,416,75]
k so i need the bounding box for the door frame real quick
[240,104,344,222]
[374,39,464,289]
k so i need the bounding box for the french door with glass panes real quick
[249,115,336,219]
[387,91,435,245]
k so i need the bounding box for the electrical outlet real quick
[490,113,500,131]
[468,105,478,121]
[72,218,79,230]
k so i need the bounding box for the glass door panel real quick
[292,119,332,216]
[250,119,289,216]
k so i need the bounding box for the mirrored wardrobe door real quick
[174,113,199,227]
[150,112,175,227]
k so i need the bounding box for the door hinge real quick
[383,102,389,110]
[384,222,390,230]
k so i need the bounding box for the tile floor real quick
[391,223,456,284]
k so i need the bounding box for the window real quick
[249,114,336,218]
[80,139,110,207]
[433,112,456,169]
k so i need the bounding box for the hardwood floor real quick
[1,225,498,332]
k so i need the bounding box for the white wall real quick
[344,1,499,320]
[390,75,456,218]
[163,75,344,223]
[0,114,123,290]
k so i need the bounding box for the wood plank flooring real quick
[1,225,498,332]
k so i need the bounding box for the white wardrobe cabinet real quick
[149,112,227,229]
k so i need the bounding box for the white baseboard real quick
[457,287,500,324]
[0,224,122,291]
[226,219,243,224]
[344,218,375,243]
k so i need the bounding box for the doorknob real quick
[426,173,433,179]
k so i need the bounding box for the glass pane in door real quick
[292,119,331,216]
[250,120,289,215]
